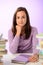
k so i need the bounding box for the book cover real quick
[11,54,31,64]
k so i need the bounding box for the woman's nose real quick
[20,17,23,21]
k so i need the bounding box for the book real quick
[0,39,7,42]
[11,54,31,64]
[0,49,7,57]
[0,49,7,54]
[0,40,7,44]
[0,48,6,51]
[0,45,5,49]
[36,33,43,38]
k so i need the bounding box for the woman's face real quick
[16,11,27,27]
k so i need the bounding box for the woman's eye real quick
[17,16,25,19]
[22,16,25,18]
[17,17,20,19]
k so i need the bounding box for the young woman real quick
[8,7,39,62]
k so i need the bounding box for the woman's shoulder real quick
[31,27,38,34]
[31,27,38,31]
[8,29,13,34]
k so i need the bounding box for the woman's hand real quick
[29,54,39,62]
[16,25,22,36]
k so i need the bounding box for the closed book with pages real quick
[11,54,31,64]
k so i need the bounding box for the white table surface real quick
[1,53,43,65]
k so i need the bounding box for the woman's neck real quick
[21,26,25,35]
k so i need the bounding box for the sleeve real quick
[32,27,39,54]
[8,29,20,54]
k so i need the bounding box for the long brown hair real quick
[12,7,32,39]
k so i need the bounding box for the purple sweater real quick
[8,27,39,54]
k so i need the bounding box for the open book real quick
[11,54,31,64]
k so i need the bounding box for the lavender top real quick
[8,27,39,54]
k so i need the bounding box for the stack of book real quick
[36,33,43,59]
[0,39,7,62]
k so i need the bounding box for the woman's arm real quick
[32,27,39,54]
[29,27,39,62]
[8,29,20,54]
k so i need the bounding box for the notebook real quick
[11,54,31,64]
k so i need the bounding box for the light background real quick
[0,0,43,39]
[0,0,43,53]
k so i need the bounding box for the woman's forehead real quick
[16,11,26,16]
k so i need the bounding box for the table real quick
[0,53,43,65]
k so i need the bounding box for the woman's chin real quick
[19,24,25,27]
